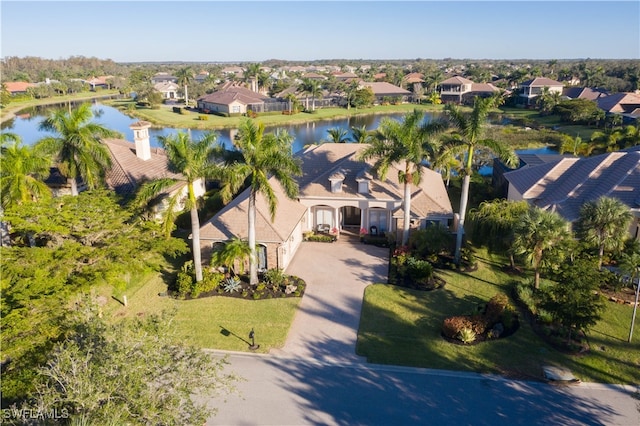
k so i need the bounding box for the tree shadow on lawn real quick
[264,342,626,426]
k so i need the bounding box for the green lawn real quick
[101,272,301,353]
[356,250,640,384]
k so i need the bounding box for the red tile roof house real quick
[503,146,640,241]
[4,81,36,95]
[517,77,564,107]
[199,143,453,271]
[438,76,500,104]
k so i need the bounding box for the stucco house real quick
[196,86,271,115]
[151,73,178,84]
[517,77,564,106]
[438,76,500,104]
[154,81,180,99]
[596,92,640,121]
[503,146,640,240]
[4,81,35,95]
[359,82,412,104]
[199,143,454,271]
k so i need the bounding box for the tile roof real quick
[297,144,452,217]
[504,146,640,221]
[470,83,500,93]
[199,178,307,243]
[562,87,609,101]
[596,92,640,113]
[197,86,269,106]
[520,77,563,87]
[360,82,411,96]
[102,138,184,196]
[4,81,35,93]
[440,76,474,85]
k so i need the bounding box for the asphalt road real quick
[205,352,640,426]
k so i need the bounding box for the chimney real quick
[130,121,152,161]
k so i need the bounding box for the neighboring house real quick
[154,81,180,99]
[102,121,205,215]
[301,72,327,81]
[196,85,272,115]
[44,167,86,197]
[562,86,609,101]
[194,71,210,83]
[596,92,640,121]
[359,82,412,104]
[199,143,454,271]
[503,146,640,240]
[517,77,564,106]
[151,73,178,84]
[438,76,500,104]
[84,76,112,90]
[334,72,359,81]
[4,81,35,95]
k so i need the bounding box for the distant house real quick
[596,92,640,121]
[84,76,112,90]
[517,77,564,106]
[438,76,500,104]
[359,82,412,104]
[334,72,359,81]
[4,81,35,95]
[194,71,210,83]
[196,85,272,115]
[503,146,640,240]
[301,72,327,81]
[154,81,180,99]
[562,86,609,101]
[151,73,178,84]
[199,143,453,271]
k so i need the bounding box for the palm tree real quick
[300,78,322,111]
[134,131,220,283]
[559,135,595,156]
[176,66,194,107]
[443,97,518,263]
[36,103,117,196]
[512,207,571,289]
[577,196,633,270]
[211,237,252,275]
[324,127,351,143]
[350,125,374,144]
[217,119,302,285]
[358,109,445,246]
[0,133,52,209]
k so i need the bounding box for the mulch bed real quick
[171,276,306,301]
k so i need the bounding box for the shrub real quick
[263,268,286,286]
[172,106,182,113]
[485,294,510,324]
[458,327,477,344]
[198,115,209,121]
[442,316,475,339]
[515,281,537,314]
[175,261,195,299]
[223,277,242,293]
[406,257,433,283]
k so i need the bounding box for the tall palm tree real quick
[324,127,351,143]
[512,207,571,289]
[176,66,194,106]
[36,103,117,196]
[244,63,262,92]
[350,125,374,144]
[358,109,445,246]
[217,119,302,285]
[577,196,633,270]
[300,78,322,111]
[134,131,220,283]
[0,133,52,209]
[443,97,518,263]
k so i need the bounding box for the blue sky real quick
[2,1,639,62]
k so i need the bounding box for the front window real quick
[315,207,333,232]
[369,209,388,233]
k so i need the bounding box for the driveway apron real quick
[272,236,389,363]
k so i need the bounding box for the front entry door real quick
[341,206,361,228]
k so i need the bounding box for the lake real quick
[1,102,421,153]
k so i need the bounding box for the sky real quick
[1,1,639,62]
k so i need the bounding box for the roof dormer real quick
[329,169,345,193]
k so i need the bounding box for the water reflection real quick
[1,102,433,153]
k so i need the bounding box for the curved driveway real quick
[271,236,389,363]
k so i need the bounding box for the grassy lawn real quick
[356,249,640,384]
[99,271,301,354]
[105,99,444,130]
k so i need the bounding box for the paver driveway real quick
[271,236,389,363]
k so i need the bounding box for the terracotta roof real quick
[440,76,474,85]
[504,146,640,221]
[360,82,411,96]
[4,81,35,93]
[520,77,563,87]
[199,178,307,243]
[302,72,327,80]
[403,73,425,84]
[102,138,184,196]
[297,144,452,217]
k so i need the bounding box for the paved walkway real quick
[270,235,389,363]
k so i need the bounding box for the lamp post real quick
[249,328,260,350]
